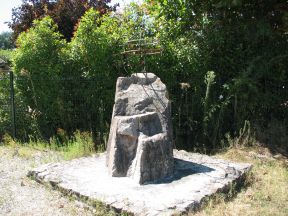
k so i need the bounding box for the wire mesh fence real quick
[0,71,15,139]
[0,71,191,149]
[1,71,287,152]
[0,74,188,155]
[0,73,111,144]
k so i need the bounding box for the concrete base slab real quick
[28,150,251,215]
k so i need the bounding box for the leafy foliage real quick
[13,17,67,139]
[0,32,14,49]
[12,10,127,144]
[5,0,288,153]
[9,0,118,42]
[0,49,14,142]
[144,0,288,151]
[0,73,11,141]
[0,49,14,64]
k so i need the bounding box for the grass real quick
[1,131,103,161]
[195,146,288,216]
[1,131,287,215]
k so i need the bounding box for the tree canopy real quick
[9,0,118,42]
[0,32,14,49]
[1,0,287,152]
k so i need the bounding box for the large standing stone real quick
[106,73,174,184]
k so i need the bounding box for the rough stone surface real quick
[28,150,252,216]
[106,73,174,184]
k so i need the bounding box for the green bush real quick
[13,17,67,139]
[0,49,14,63]
[11,10,130,146]
[145,0,288,151]
[8,1,288,153]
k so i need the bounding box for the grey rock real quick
[106,73,174,184]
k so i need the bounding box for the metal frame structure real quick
[121,38,163,73]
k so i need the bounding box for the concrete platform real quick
[28,150,251,215]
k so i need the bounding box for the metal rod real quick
[9,71,16,139]
[125,39,146,42]
[121,49,162,55]
[121,42,159,46]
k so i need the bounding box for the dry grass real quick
[195,146,288,216]
[1,132,287,216]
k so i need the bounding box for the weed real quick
[195,147,288,216]
[2,133,16,147]
[221,120,257,150]
[17,147,35,159]
[59,130,96,160]
[2,130,101,161]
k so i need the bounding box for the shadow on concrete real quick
[147,158,215,184]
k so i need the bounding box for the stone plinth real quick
[106,73,174,184]
[28,150,252,215]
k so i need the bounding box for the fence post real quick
[9,71,16,139]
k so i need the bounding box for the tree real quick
[145,0,288,150]
[0,32,14,49]
[9,0,118,42]
[13,16,67,139]
[9,0,288,151]
[12,9,127,141]
[68,9,127,144]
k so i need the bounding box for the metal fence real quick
[2,71,286,152]
[0,72,116,144]
[0,71,189,148]
[0,72,184,146]
[0,71,16,139]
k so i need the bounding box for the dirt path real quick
[0,146,95,216]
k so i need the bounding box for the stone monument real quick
[27,32,253,214]
[28,73,252,214]
[106,73,174,184]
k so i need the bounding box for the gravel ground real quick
[0,146,96,216]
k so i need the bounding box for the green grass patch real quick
[1,131,104,160]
